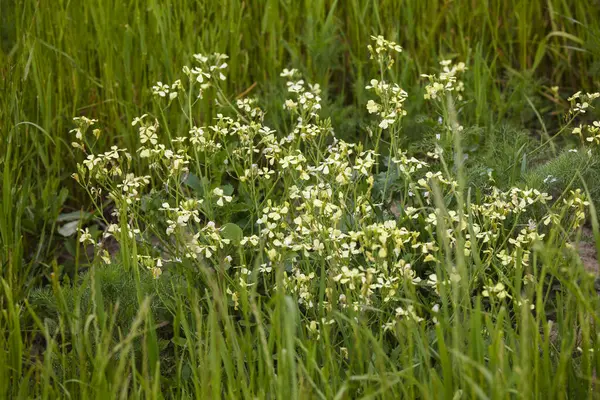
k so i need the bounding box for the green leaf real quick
[222,184,234,196]
[64,238,77,257]
[57,210,92,223]
[57,220,80,237]
[182,173,207,196]
[220,223,243,245]
[284,252,298,272]
[531,39,547,72]
[520,152,527,176]
[546,31,584,45]
[57,188,69,207]
[171,337,187,347]
[181,363,192,381]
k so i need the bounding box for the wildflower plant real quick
[71,37,597,372]
[567,91,600,145]
[421,59,467,102]
[365,35,407,154]
[420,58,469,152]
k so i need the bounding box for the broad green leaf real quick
[57,220,80,237]
[220,222,243,245]
[182,173,207,196]
[57,210,92,223]
[222,184,234,196]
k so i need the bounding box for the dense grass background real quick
[1,0,600,398]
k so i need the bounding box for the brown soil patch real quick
[577,227,599,274]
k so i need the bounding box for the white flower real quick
[213,187,233,206]
[286,80,305,93]
[131,114,148,126]
[366,100,380,114]
[99,249,111,264]
[280,68,298,78]
[152,82,170,97]
[193,53,208,63]
[79,228,93,245]
[139,125,158,145]
[379,118,395,129]
[284,99,298,110]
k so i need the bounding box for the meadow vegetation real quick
[2,1,600,398]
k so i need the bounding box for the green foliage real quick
[29,263,175,332]
[525,149,600,202]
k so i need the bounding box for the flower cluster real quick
[366,80,408,129]
[421,59,467,101]
[72,37,592,341]
[572,120,600,144]
[152,80,182,100]
[367,35,402,70]
[133,116,190,175]
[160,199,203,236]
[282,76,322,117]
[561,91,600,147]
[184,53,229,83]
[365,36,408,131]
[568,91,600,115]
[70,116,99,149]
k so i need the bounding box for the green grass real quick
[1,0,600,398]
